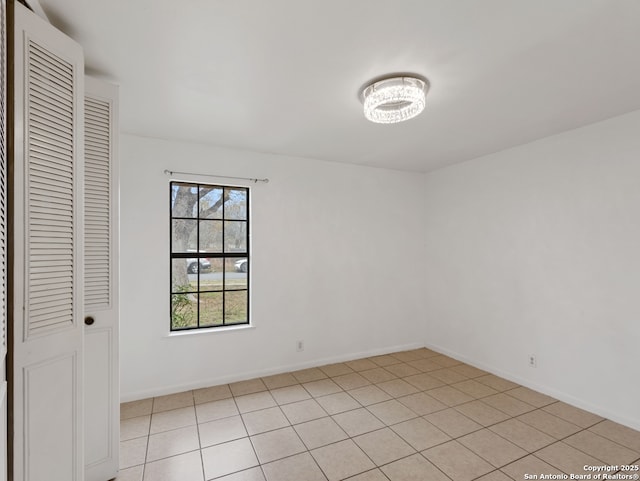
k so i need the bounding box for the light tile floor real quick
[118,348,640,481]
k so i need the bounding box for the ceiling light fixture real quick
[362,76,429,124]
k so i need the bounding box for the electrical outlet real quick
[528,354,537,368]
[296,340,304,352]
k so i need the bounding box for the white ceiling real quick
[38,0,640,172]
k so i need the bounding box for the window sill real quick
[166,324,254,338]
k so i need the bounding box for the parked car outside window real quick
[234,258,247,273]
[187,257,212,274]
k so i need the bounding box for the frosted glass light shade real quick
[363,76,428,124]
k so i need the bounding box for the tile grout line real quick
[140,397,154,479]
[231,392,267,481]
[190,390,208,481]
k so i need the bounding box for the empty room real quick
[1,1,639,481]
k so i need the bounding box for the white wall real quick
[119,134,426,401]
[422,110,640,430]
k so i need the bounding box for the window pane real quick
[171,183,198,218]
[172,259,197,292]
[200,292,223,327]
[171,292,197,329]
[172,219,197,252]
[170,182,250,331]
[225,290,248,324]
[224,221,247,252]
[200,258,223,292]
[199,187,223,219]
[199,220,223,253]
[224,189,247,220]
[225,258,247,290]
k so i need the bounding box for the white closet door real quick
[12,3,85,481]
[84,77,119,481]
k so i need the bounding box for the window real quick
[170,182,249,330]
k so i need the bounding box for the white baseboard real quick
[423,341,640,432]
[120,341,424,403]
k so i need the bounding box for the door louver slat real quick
[84,95,111,310]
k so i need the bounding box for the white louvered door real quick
[12,4,85,480]
[84,77,119,481]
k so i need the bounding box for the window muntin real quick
[170,182,249,330]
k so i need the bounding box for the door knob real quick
[84,316,95,326]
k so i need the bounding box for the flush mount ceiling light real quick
[362,76,429,124]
